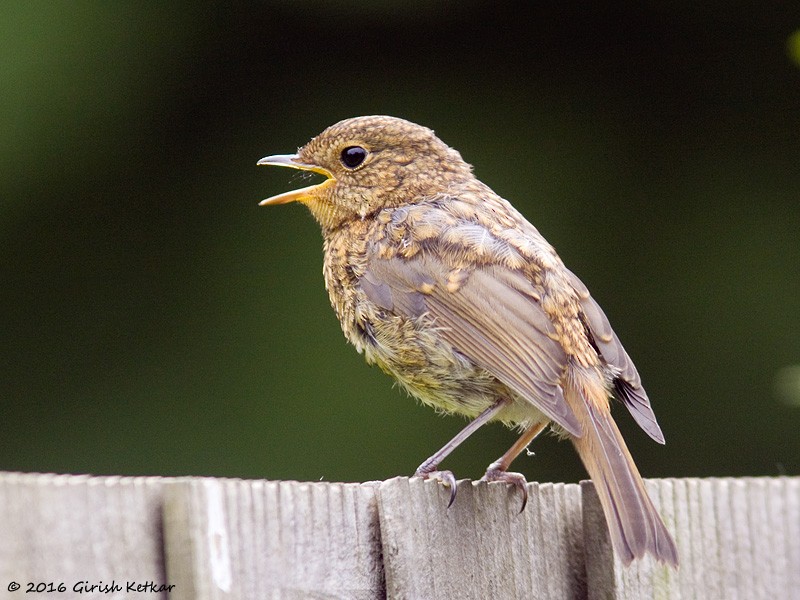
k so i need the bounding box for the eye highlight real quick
[340,146,368,169]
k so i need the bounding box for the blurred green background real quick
[2,2,799,486]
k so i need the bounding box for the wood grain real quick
[1,473,798,599]
[163,478,383,600]
[377,477,585,600]
[0,472,168,597]
[582,477,800,599]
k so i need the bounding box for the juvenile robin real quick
[258,116,678,566]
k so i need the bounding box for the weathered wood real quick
[0,472,169,597]
[377,477,585,600]
[582,477,800,600]
[1,472,798,599]
[162,478,384,600]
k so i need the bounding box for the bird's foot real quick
[414,466,458,507]
[481,466,529,513]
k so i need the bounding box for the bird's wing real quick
[360,252,582,436]
[563,268,665,444]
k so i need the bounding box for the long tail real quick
[566,380,679,567]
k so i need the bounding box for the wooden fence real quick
[1,472,798,599]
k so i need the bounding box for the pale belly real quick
[351,309,549,430]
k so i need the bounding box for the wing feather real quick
[362,254,582,436]
[564,268,665,444]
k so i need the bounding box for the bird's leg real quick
[415,398,509,507]
[481,421,548,512]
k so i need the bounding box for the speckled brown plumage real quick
[258,115,678,567]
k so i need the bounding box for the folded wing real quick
[361,253,582,436]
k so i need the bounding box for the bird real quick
[257,115,678,567]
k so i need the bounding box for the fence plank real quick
[162,478,384,600]
[0,472,168,598]
[582,477,800,600]
[2,472,798,599]
[377,477,585,600]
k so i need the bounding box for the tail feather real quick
[566,382,679,567]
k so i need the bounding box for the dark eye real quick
[340,146,367,169]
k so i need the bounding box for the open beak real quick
[257,154,335,205]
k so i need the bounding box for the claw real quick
[414,467,458,507]
[482,468,529,513]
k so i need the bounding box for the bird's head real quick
[258,116,472,231]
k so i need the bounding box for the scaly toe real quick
[414,468,458,507]
[481,468,529,513]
